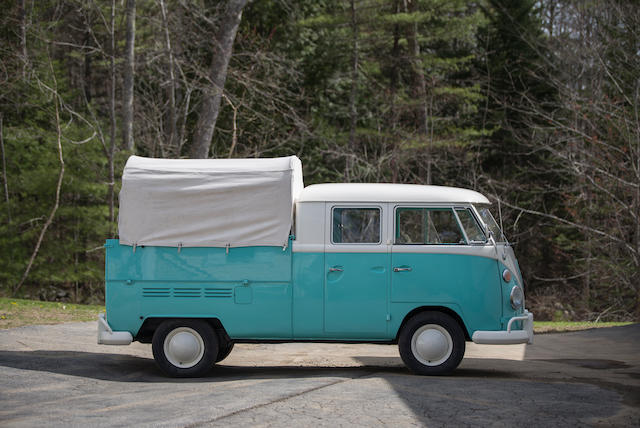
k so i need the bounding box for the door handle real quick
[329,267,343,272]
[393,267,412,272]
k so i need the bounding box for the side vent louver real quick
[173,288,202,298]
[142,287,170,298]
[204,288,233,298]
[141,287,232,299]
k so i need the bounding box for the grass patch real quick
[0,298,104,329]
[534,321,633,334]
[0,298,635,333]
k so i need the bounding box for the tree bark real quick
[83,31,92,104]
[122,0,136,152]
[178,88,192,155]
[389,0,401,183]
[346,0,358,181]
[190,0,249,159]
[159,0,177,156]
[405,0,431,184]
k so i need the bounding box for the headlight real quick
[502,269,512,282]
[510,285,524,310]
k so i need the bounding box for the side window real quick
[455,208,486,243]
[396,208,465,245]
[332,207,381,244]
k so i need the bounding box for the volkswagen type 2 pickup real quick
[98,155,533,377]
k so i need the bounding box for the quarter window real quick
[332,207,381,244]
[476,206,506,242]
[396,208,465,245]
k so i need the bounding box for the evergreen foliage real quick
[0,0,637,320]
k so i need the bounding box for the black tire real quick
[152,319,218,377]
[398,312,465,375]
[215,340,235,363]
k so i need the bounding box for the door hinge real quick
[386,314,391,321]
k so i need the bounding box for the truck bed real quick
[104,239,293,339]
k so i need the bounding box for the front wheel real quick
[398,312,465,375]
[152,319,218,377]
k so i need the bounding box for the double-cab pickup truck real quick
[98,155,533,377]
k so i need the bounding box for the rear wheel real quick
[398,312,465,375]
[152,319,218,377]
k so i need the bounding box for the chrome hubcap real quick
[411,324,453,366]
[164,327,205,368]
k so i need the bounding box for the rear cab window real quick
[332,207,381,244]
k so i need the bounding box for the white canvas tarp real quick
[118,155,303,248]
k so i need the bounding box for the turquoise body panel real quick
[389,252,502,333]
[499,261,524,329]
[105,239,293,338]
[291,252,324,338]
[105,240,519,341]
[324,252,388,338]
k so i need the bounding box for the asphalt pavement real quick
[0,322,638,427]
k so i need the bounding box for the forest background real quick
[0,0,638,322]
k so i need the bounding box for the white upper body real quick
[298,183,490,204]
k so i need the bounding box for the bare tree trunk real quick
[405,0,431,184]
[159,0,177,156]
[18,0,27,77]
[13,55,65,296]
[0,113,10,223]
[122,0,136,152]
[389,0,401,183]
[108,0,116,230]
[178,87,192,155]
[83,31,92,104]
[191,0,249,159]
[346,0,358,181]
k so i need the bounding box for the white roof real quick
[118,155,303,248]
[297,183,490,204]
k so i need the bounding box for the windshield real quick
[475,206,507,243]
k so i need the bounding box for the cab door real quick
[390,206,503,332]
[391,207,470,302]
[324,204,389,338]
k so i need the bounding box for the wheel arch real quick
[395,306,471,342]
[136,317,230,344]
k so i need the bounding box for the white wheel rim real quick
[163,327,205,369]
[411,324,453,366]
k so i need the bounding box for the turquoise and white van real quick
[99,156,533,377]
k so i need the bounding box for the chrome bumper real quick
[472,309,534,345]
[97,313,133,345]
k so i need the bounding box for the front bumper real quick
[471,309,534,345]
[97,313,133,345]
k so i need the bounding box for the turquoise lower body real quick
[105,240,520,341]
